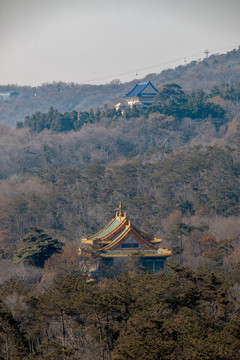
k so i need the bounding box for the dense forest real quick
[1,264,240,359]
[0,48,240,359]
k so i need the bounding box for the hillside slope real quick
[0,47,240,127]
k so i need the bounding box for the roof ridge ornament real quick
[116,202,124,217]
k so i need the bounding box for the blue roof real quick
[123,81,158,98]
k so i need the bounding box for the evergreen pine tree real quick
[14,228,63,267]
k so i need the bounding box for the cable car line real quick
[81,45,238,84]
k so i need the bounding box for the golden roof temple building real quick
[80,203,171,273]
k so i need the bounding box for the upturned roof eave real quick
[131,226,157,250]
[82,217,116,242]
[82,215,127,243]
[131,224,154,243]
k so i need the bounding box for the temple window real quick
[121,243,139,248]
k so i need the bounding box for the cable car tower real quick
[204,50,209,58]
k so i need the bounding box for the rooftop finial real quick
[118,202,122,217]
[116,202,127,218]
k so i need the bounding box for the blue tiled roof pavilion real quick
[123,80,158,106]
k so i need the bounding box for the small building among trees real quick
[115,81,159,111]
[80,203,171,273]
[0,91,20,101]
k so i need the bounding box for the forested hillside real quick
[0,48,240,359]
[1,76,240,268]
[1,47,240,128]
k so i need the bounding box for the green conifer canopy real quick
[14,228,63,267]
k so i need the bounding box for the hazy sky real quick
[1,0,240,86]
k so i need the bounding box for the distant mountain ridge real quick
[0,47,240,128]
